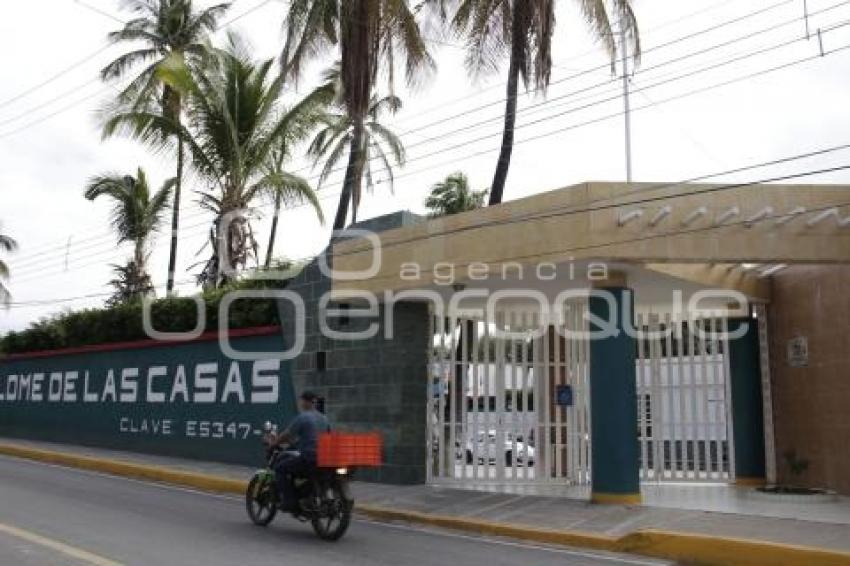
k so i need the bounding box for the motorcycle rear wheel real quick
[311,483,352,541]
[246,475,278,526]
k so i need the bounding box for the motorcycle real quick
[245,422,354,541]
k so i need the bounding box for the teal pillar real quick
[589,286,641,504]
[727,317,766,485]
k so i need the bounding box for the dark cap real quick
[300,390,318,402]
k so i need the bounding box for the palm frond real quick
[316,134,350,189]
[100,48,161,81]
[187,2,231,37]
[281,0,339,82]
[0,233,18,254]
[251,171,325,225]
[367,120,406,166]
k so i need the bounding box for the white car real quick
[463,430,535,466]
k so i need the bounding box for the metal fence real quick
[427,301,591,485]
[636,314,735,482]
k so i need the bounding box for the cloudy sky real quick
[2,0,850,332]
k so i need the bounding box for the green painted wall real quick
[589,288,641,497]
[727,317,766,480]
[0,332,296,466]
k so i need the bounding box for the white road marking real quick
[0,522,123,566]
[0,454,668,565]
[355,518,669,565]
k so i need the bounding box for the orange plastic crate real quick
[317,432,383,468]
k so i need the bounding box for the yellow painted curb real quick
[356,504,619,551]
[735,477,767,487]
[0,443,246,495]
[618,530,850,566]
[590,492,643,505]
[2,442,850,566]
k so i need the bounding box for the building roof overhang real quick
[331,181,850,301]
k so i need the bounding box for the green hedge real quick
[0,277,288,356]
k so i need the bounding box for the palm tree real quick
[280,0,434,231]
[263,145,317,269]
[0,226,18,305]
[107,36,326,288]
[424,171,488,216]
[106,260,155,307]
[84,168,174,302]
[308,67,406,224]
[440,0,639,205]
[100,0,230,295]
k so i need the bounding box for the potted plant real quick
[754,449,836,501]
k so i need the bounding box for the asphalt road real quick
[0,455,670,566]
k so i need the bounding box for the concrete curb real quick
[2,443,849,566]
[354,505,619,551]
[0,443,246,495]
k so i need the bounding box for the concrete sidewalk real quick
[1,438,849,565]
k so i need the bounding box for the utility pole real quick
[620,21,633,184]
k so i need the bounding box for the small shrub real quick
[0,274,289,355]
[784,449,810,482]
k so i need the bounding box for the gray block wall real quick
[276,212,430,484]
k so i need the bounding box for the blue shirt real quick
[285,409,330,460]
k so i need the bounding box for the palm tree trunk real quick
[215,217,225,288]
[332,119,366,232]
[489,12,523,206]
[264,192,282,269]
[134,240,146,284]
[165,85,183,295]
[166,138,183,294]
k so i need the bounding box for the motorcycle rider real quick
[268,390,330,511]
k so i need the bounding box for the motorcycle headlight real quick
[336,468,349,475]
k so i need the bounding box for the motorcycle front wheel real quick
[311,482,352,541]
[246,474,278,526]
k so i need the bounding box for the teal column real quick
[727,317,766,485]
[589,286,641,504]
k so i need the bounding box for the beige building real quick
[332,181,850,496]
[769,265,850,494]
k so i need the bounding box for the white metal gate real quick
[636,314,735,482]
[428,302,591,485]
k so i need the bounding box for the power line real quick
[0,44,114,111]
[72,0,125,24]
[9,16,850,284]
[0,0,276,258]
[0,78,105,129]
[7,0,842,267]
[224,1,850,200]
[389,0,804,137]
[0,86,113,140]
[8,165,850,309]
[12,123,850,283]
[393,3,850,159]
[8,0,804,257]
[358,196,850,284]
[10,188,346,280]
[363,31,850,192]
[11,26,850,279]
[333,161,850,259]
[0,0,266,138]
[390,0,794,129]
[1,0,802,143]
[4,275,198,309]
[217,0,273,27]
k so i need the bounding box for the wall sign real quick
[0,332,296,465]
[556,384,574,407]
[787,336,809,368]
